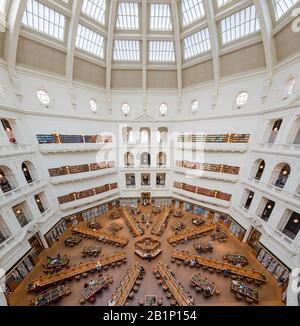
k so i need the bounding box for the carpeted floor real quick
[8,205,284,306]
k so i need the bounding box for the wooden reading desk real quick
[27,251,126,291]
[224,253,248,266]
[111,263,145,306]
[171,250,267,284]
[33,285,71,306]
[122,208,143,237]
[72,226,128,246]
[43,255,69,273]
[155,262,194,306]
[231,280,260,303]
[167,223,216,244]
[151,208,171,236]
[80,276,111,304]
[191,273,216,297]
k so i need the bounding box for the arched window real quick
[157,152,167,166]
[121,103,130,115]
[89,99,97,112]
[0,166,16,193]
[0,215,11,245]
[13,203,30,228]
[1,118,16,143]
[283,77,296,99]
[122,127,134,144]
[124,152,134,166]
[191,100,199,114]
[236,91,248,108]
[34,194,46,213]
[268,119,282,144]
[140,128,150,144]
[282,211,300,240]
[159,103,168,116]
[251,159,265,181]
[37,89,50,106]
[22,162,35,184]
[140,152,151,167]
[157,127,168,143]
[270,163,291,189]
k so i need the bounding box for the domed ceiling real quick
[0,0,300,91]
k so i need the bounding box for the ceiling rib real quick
[253,0,277,82]
[170,0,182,98]
[4,0,27,74]
[106,0,118,92]
[142,0,147,92]
[66,0,83,84]
[203,0,220,88]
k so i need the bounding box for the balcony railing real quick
[173,181,231,207]
[58,182,118,206]
[49,161,116,183]
[37,134,114,153]
[0,144,34,157]
[233,204,298,253]
[244,177,298,205]
[0,179,47,206]
[176,133,249,152]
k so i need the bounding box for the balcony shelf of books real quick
[36,134,114,153]
[173,181,232,208]
[49,161,116,184]
[57,183,119,210]
[175,160,240,182]
[176,133,250,152]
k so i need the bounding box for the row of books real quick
[173,181,232,201]
[36,134,113,144]
[58,182,118,204]
[176,160,240,175]
[48,161,115,177]
[177,133,250,144]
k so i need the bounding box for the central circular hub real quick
[134,237,162,260]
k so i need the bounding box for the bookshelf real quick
[174,181,232,202]
[37,134,113,144]
[57,183,118,204]
[48,161,115,177]
[177,133,250,144]
[176,160,240,175]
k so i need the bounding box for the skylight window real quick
[217,0,233,8]
[22,0,66,41]
[181,0,205,27]
[272,0,299,20]
[75,24,105,58]
[113,40,140,61]
[81,0,106,26]
[183,27,211,60]
[149,41,175,62]
[150,4,172,31]
[220,5,260,45]
[116,2,139,30]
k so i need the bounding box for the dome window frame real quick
[283,76,296,100]
[159,103,168,117]
[89,99,98,113]
[235,91,249,109]
[121,102,130,116]
[191,100,199,114]
[36,89,51,108]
